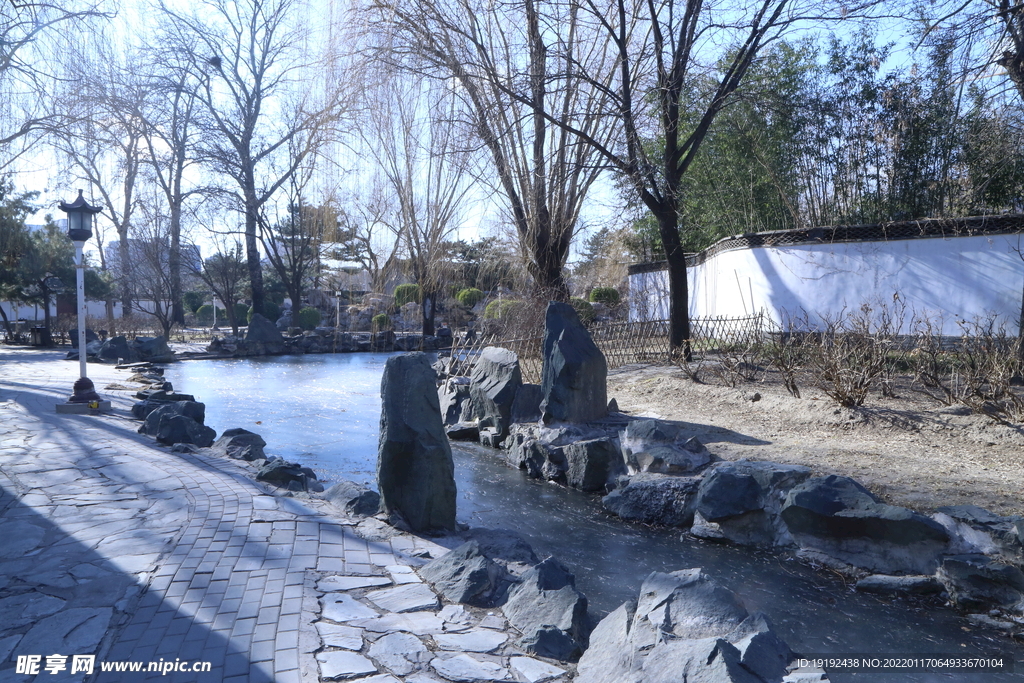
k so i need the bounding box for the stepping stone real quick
[321,594,379,622]
[319,575,393,592]
[509,657,566,683]
[434,630,507,653]
[387,564,422,584]
[368,632,428,676]
[366,583,439,613]
[478,615,506,631]
[317,651,378,680]
[438,605,474,630]
[349,676,402,683]
[351,612,446,635]
[316,622,364,650]
[430,654,509,682]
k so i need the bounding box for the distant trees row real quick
[4,1,1024,352]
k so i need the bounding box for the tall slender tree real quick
[370,0,619,300]
[159,0,349,316]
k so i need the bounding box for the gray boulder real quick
[602,473,700,526]
[937,554,1024,612]
[246,313,285,354]
[576,569,792,683]
[446,422,480,441]
[511,383,543,424]
[438,377,472,426]
[619,419,712,475]
[563,437,624,492]
[540,301,607,424]
[257,458,322,492]
[469,347,523,441]
[933,505,1024,561]
[502,557,589,661]
[98,335,136,363]
[156,414,216,448]
[781,475,949,574]
[69,328,99,347]
[324,480,381,517]
[504,429,567,483]
[135,389,195,403]
[419,540,501,606]
[210,428,267,461]
[139,401,206,436]
[691,460,811,546]
[132,335,176,362]
[378,353,457,532]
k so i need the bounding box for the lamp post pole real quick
[59,189,104,406]
[75,240,87,382]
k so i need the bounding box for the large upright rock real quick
[246,313,285,354]
[540,302,607,424]
[378,353,457,532]
[469,347,522,440]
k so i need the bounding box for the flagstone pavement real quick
[0,348,566,683]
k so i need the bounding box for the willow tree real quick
[357,70,473,336]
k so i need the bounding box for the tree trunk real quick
[655,208,692,361]
[41,286,52,339]
[105,297,115,332]
[422,291,436,337]
[169,202,184,327]
[118,232,132,315]
[244,181,265,316]
[0,305,13,340]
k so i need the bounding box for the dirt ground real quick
[607,362,1024,518]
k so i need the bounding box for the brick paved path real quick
[1,349,563,683]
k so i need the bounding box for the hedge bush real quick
[196,305,227,326]
[297,307,321,330]
[247,301,281,324]
[483,299,522,320]
[372,313,392,330]
[456,287,485,308]
[570,297,595,324]
[589,286,620,306]
[394,283,421,307]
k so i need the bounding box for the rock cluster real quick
[415,529,589,662]
[68,334,176,364]
[576,569,809,683]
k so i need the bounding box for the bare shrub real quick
[910,317,1024,422]
[808,304,905,408]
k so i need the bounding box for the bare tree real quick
[190,240,249,336]
[369,0,618,300]
[335,180,405,294]
[360,71,473,335]
[140,37,208,328]
[524,0,885,356]
[0,2,107,169]
[261,172,338,316]
[52,45,148,319]
[159,0,349,316]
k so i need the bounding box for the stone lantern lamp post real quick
[56,190,110,414]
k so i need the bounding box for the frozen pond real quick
[166,354,1024,682]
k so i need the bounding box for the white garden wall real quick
[630,232,1024,336]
